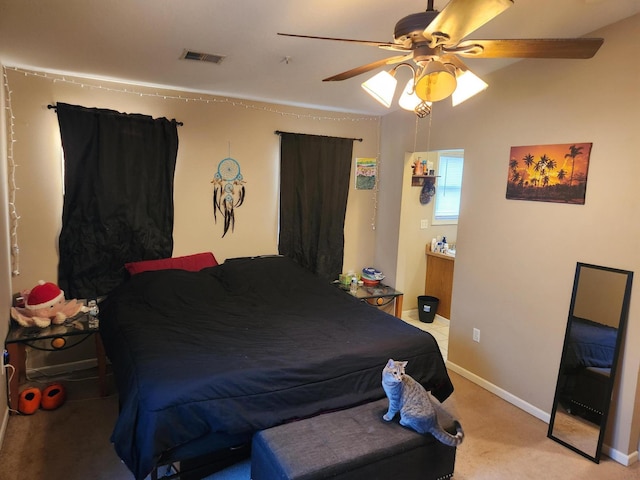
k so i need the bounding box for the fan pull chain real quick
[426,109,433,153]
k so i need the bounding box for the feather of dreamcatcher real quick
[236,183,245,207]
[213,186,220,223]
[223,200,230,237]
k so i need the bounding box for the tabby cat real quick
[382,359,464,446]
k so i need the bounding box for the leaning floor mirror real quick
[548,262,633,462]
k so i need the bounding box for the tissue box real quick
[339,273,359,285]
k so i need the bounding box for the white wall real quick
[377,14,640,461]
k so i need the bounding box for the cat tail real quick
[430,420,464,446]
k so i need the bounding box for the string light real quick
[5,66,379,123]
[3,66,20,276]
[371,120,381,231]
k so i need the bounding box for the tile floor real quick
[401,309,450,361]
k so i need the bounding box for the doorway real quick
[396,149,463,317]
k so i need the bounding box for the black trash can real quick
[417,295,439,323]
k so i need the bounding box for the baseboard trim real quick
[446,361,638,467]
[26,358,98,378]
[603,445,638,466]
[0,406,8,451]
[446,361,550,423]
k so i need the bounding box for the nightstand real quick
[5,313,107,413]
[337,283,404,318]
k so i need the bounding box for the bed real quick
[99,255,454,479]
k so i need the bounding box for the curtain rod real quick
[47,104,184,126]
[274,130,362,142]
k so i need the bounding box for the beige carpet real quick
[1,368,639,480]
[0,368,130,480]
[443,371,640,480]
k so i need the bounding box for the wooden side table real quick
[5,313,107,413]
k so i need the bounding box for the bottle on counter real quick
[350,275,358,294]
[87,299,99,328]
[414,159,423,175]
[88,299,99,316]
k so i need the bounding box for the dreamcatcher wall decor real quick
[211,156,246,237]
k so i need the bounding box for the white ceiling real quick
[1,0,638,116]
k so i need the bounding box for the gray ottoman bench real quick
[251,398,457,480]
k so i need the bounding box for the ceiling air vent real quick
[181,49,226,64]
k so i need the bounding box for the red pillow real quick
[125,252,218,275]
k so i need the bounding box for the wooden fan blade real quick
[323,54,412,82]
[454,38,604,59]
[277,33,399,49]
[424,0,513,47]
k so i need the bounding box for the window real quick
[433,150,464,225]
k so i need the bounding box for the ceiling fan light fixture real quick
[414,61,457,102]
[398,78,433,117]
[284,0,605,116]
[398,78,421,111]
[414,101,432,118]
[452,70,488,106]
[361,71,398,108]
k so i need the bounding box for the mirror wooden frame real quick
[547,262,633,462]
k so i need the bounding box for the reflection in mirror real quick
[548,263,633,462]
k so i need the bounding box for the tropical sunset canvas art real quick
[506,143,592,204]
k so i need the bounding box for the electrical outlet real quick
[473,328,481,343]
[420,219,429,229]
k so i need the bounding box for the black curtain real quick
[56,103,179,299]
[278,133,354,282]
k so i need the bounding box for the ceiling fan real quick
[278,0,604,116]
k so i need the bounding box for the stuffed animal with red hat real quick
[10,281,87,328]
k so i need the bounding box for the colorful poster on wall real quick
[355,157,377,190]
[506,143,592,204]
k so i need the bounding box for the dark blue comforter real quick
[565,317,617,369]
[100,256,453,479]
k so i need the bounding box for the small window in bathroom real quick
[433,150,464,225]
